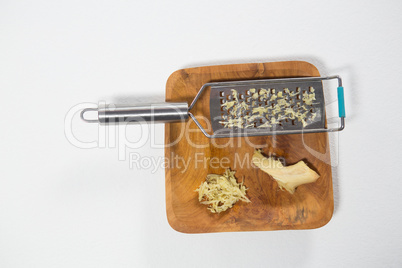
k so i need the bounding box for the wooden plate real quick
[165,61,333,233]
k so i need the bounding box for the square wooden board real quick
[165,61,333,233]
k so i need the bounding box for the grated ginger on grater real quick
[219,87,317,129]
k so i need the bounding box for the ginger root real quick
[252,150,319,194]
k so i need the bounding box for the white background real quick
[1,0,402,267]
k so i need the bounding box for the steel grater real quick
[81,76,345,138]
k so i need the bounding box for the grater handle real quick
[337,86,346,118]
[81,102,189,124]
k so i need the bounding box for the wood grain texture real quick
[165,61,333,233]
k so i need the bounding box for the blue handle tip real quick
[337,86,345,118]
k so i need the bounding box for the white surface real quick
[1,0,402,267]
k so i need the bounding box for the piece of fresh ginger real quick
[252,150,320,194]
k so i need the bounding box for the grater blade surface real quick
[209,80,325,136]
